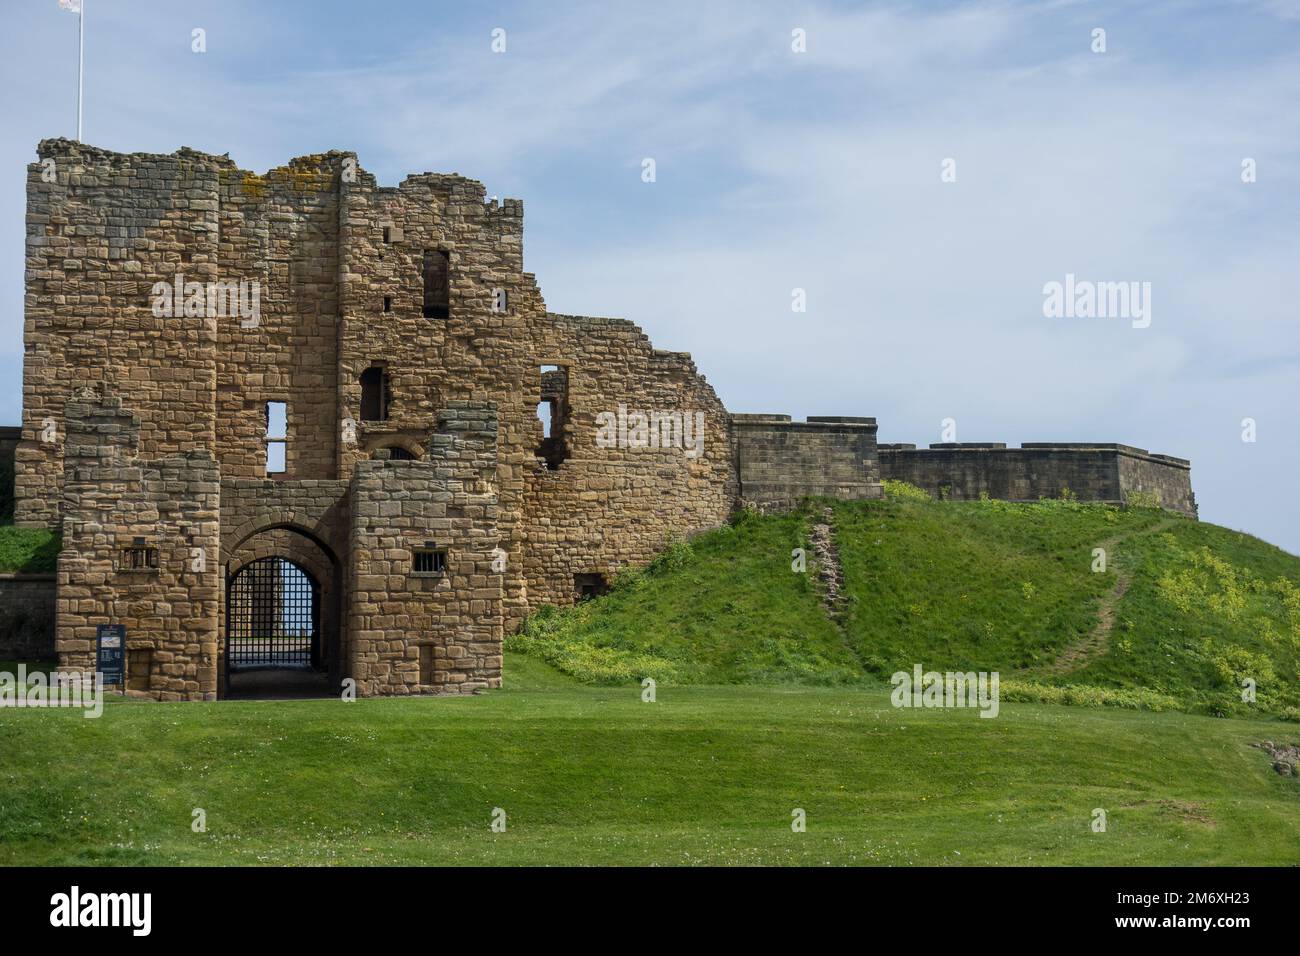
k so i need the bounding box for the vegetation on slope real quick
[0,526,59,573]
[509,489,1300,718]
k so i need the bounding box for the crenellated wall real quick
[732,415,883,512]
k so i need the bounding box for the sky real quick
[0,0,1297,551]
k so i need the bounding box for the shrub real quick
[882,479,931,502]
[1000,680,1178,712]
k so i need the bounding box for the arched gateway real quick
[226,557,320,672]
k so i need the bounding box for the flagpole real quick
[77,1,84,141]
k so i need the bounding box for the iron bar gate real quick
[226,557,320,670]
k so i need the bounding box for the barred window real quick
[413,549,447,574]
[121,547,158,571]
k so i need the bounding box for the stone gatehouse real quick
[7,140,1196,700]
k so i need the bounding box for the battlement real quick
[733,414,883,511]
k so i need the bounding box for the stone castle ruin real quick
[3,140,1196,700]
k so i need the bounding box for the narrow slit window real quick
[266,401,287,475]
[422,249,450,319]
[383,296,392,313]
[360,366,390,422]
[382,226,391,244]
[419,644,435,684]
[536,365,570,469]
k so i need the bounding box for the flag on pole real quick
[58,0,84,140]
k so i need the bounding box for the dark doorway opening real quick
[574,572,609,602]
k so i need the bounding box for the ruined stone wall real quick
[878,442,1197,517]
[0,574,56,660]
[17,140,219,528]
[520,320,735,611]
[348,404,502,695]
[55,395,221,700]
[215,156,341,481]
[733,415,883,512]
[334,166,735,629]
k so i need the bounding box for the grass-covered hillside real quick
[510,488,1300,720]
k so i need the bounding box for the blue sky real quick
[1,0,1298,551]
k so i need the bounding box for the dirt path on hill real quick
[810,507,867,669]
[1043,516,1180,675]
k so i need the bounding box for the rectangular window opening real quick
[121,547,158,571]
[419,644,435,684]
[536,365,570,469]
[383,296,392,313]
[360,366,390,422]
[574,573,609,602]
[413,548,447,575]
[422,249,450,320]
[265,401,287,475]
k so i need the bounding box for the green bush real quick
[881,479,931,502]
[1000,680,1178,711]
[0,527,60,573]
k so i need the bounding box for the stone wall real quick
[733,415,883,512]
[348,403,502,695]
[878,442,1196,516]
[18,141,219,528]
[0,573,56,660]
[55,394,222,700]
[19,141,738,635]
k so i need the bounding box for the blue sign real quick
[96,624,125,686]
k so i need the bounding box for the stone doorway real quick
[224,554,333,698]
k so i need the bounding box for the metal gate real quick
[226,557,320,671]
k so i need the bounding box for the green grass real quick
[509,513,860,685]
[508,494,1300,718]
[0,526,59,573]
[0,652,1295,865]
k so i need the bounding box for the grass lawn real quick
[1,653,1295,866]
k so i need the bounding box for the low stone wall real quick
[878,442,1196,517]
[0,573,56,660]
[733,414,884,512]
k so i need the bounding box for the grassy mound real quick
[509,491,1300,718]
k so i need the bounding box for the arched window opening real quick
[372,445,415,460]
